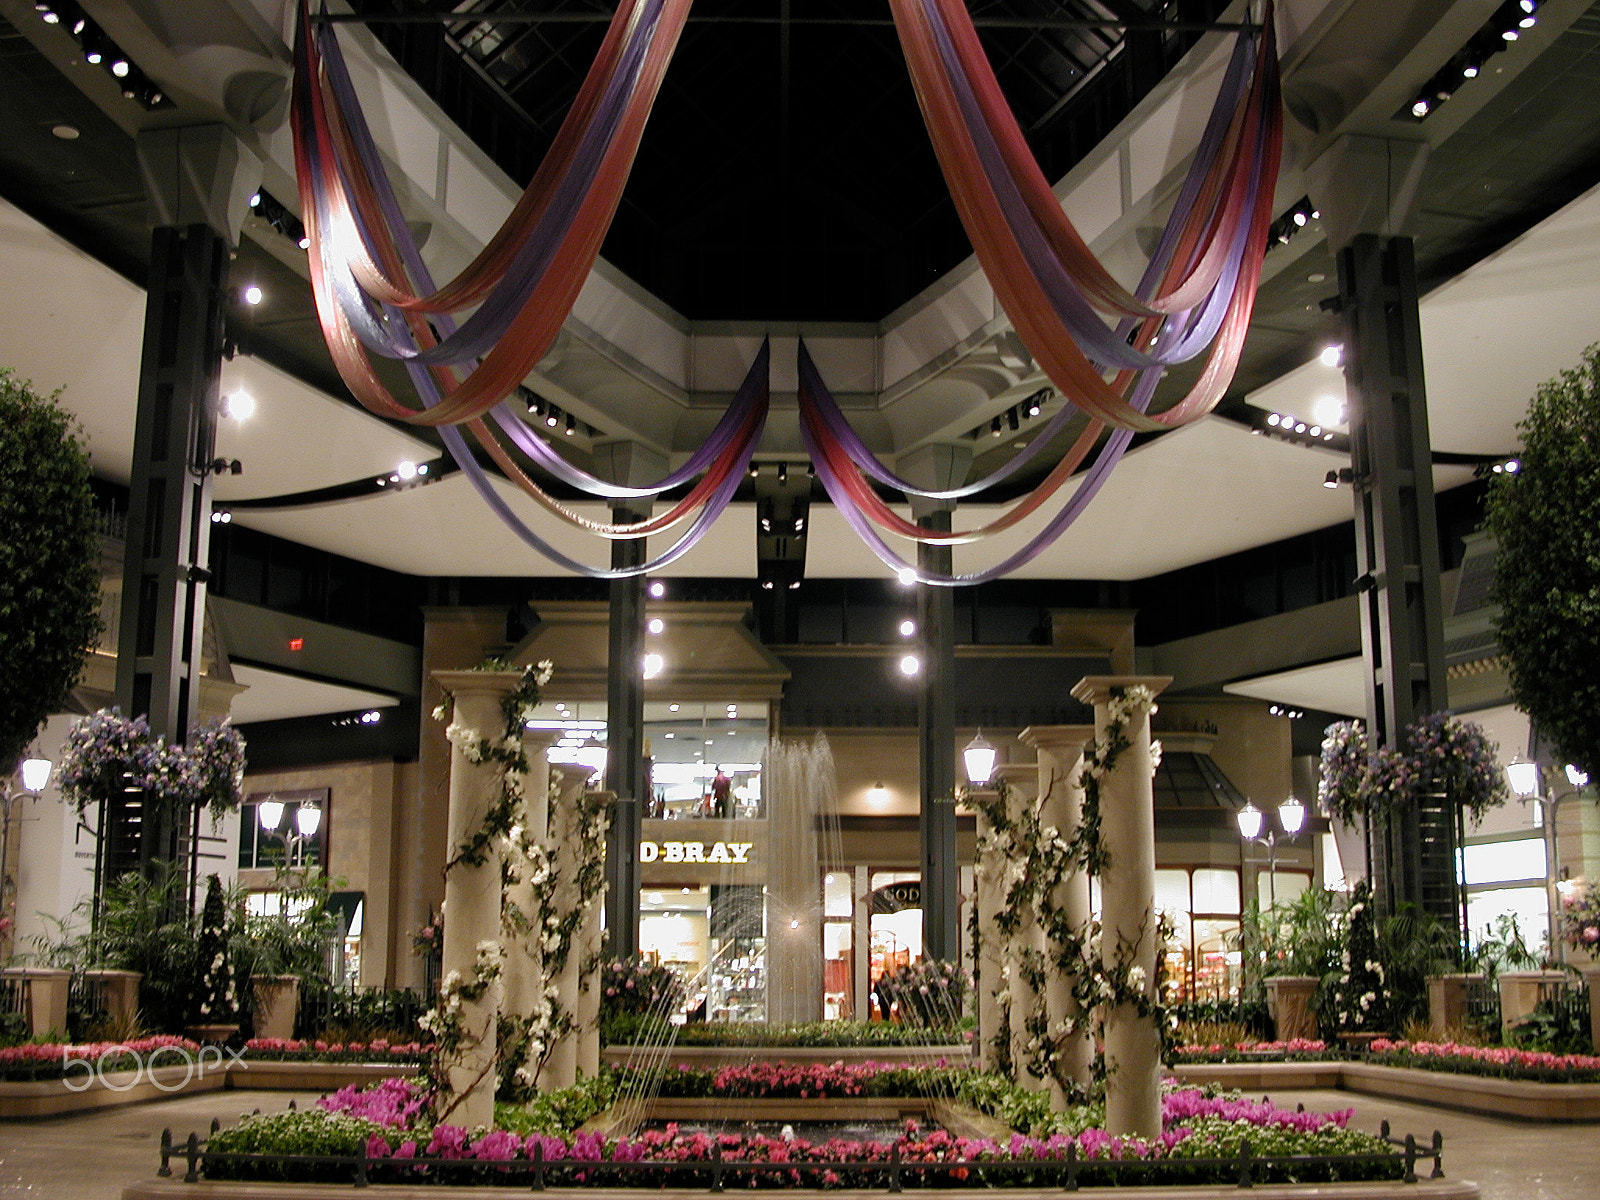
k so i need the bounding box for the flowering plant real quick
[57,708,248,818]
[1319,713,1509,826]
[190,873,239,1025]
[243,1037,432,1063]
[1556,880,1600,954]
[1368,1038,1600,1082]
[875,958,970,1027]
[1327,880,1390,1033]
[411,911,443,957]
[599,956,683,1019]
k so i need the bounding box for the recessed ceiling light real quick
[50,124,79,140]
[669,703,679,712]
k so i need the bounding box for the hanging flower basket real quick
[57,708,247,819]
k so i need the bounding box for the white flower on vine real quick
[535,660,555,686]
[432,703,449,722]
[443,970,462,989]
[1127,964,1147,990]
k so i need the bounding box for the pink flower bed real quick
[320,1077,429,1127]
[1367,1039,1600,1080]
[707,1060,879,1098]
[1171,1038,1328,1062]
[0,1035,201,1081]
[244,1037,431,1063]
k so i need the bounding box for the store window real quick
[1156,866,1243,1002]
[823,872,853,1020]
[637,883,767,1022]
[868,871,921,1019]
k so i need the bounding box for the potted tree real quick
[186,874,241,1043]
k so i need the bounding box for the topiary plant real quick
[0,369,102,774]
[1484,341,1600,778]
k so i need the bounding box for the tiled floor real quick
[0,1086,1595,1199]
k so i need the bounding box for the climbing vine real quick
[968,684,1171,1100]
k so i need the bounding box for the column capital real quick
[1019,724,1097,756]
[433,668,524,699]
[521,727,564,752]
[1069,675,1172,707]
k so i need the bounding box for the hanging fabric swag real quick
[291,1,1281,580]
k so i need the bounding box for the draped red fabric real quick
[329,1,640,315]
[889,0,1282,433]
[295,0,693,428]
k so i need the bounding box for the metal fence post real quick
[183,1132,200,1183]
[355,1139,369,1187]
[710,1142,724,1194]
[889,1142,903,1193]
[1236,1137,1254,1188]
[532,1137,545,1191]
[1064,1140,1079,1191]
[1403,1134,1418,1183]
[157,1129,172,1177]
[1429,1130,1444,1179]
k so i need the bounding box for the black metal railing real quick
[292,985,430,1042]
[158,1121,1444,1192]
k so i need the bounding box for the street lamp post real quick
[256,797,323,869]
[1236,795,1308,911]
[1,757,53,953]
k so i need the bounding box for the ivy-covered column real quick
[1070,676,1170,1138]
[576,791,613,1079]
[969,785,1006,1072]
[545,767,610,1087]
[1020,724,1096,1105]
[432,669,521,1130]
[996,779,1044,1089]
[501,727,560,1091]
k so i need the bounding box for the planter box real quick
[1264,976,1319,1042]
[249,976,301,1041]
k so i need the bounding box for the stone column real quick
[1020,725,1096,1105]
[545,767,600,1087]
[502,728,559,1082]
[434,669,519,1130]
[1000,779,1043,1087]
[576,790,612,1079]
[1070,675,1170,1139]
[970,787,1005,1070]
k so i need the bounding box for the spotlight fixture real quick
[209,510,233,524]
[899,619,916,637]
[1323,468,1360,489]
[990,417,1003,437]
[777,462,788,484]
[1006,407,1021,431]
[241,285,263,306]
[204,457,242,476]
[564,413,576,436]
[648,617,664,634]
[899,654,921,676]
[223,391,255,419]
[896,566,917,586]
[648,581,666,598]
[545,407,560,428]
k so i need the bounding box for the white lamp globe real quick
[1278,795,1306,836]
[19,757,52,792]
[1505,756,1541,798]
[1236,802,1264,840]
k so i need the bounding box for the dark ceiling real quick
[4,1,1600,469]
[353,0,1233,321]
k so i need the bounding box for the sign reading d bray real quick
[638,840,754,864]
